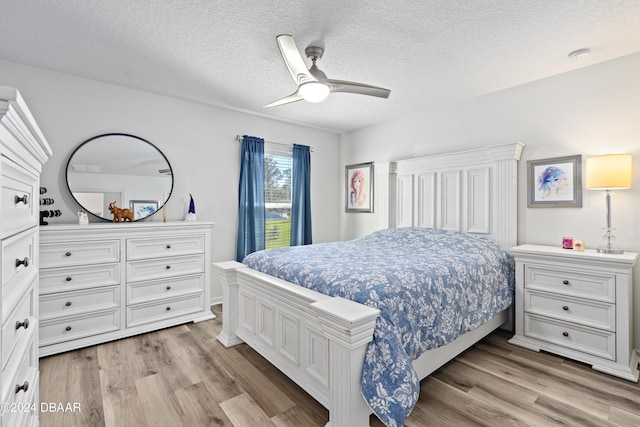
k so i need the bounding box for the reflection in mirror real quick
[66,133,173,222]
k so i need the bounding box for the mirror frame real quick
[66,133,174,222]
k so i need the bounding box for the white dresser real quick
[1,87,52,427]
[39,221,215,356]
[508,244,639,381]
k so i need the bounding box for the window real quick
[264,145,292,249]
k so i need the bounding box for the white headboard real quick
[376,143,524,250]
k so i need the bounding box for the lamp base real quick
[596,246,624,254]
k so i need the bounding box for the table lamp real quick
[585,154,632,254]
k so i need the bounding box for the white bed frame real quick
[215,143,524,427]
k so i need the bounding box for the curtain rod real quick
[235,135,314,152]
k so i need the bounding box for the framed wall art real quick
[345,162,374,213]
[527,155,582,208]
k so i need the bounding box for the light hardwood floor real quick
[40,305,640,427]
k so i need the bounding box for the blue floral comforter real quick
[242,227,514,427]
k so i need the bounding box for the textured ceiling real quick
[1,0,639,133]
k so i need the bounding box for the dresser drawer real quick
[1,154,38,239]
[127,235,204,261]
[40,263,120,294]
[525,314,615,360]
[39,309,120,346]
[40,239,120,268]
[2,325,38,403]
[524,265,615,302]
[1,380,39,427]
[2,229,37,316]
[2,379,39,427]
[127,293,205,328]
[127,274,205,305]
[2,283,36,370]
[40,286,119,320]
[127,254,204,283]
[525,290,615,331]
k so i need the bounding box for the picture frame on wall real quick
[527,155,582,208]
[345,162,374,213]
[130,200,159,220]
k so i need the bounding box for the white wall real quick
[0,60,340,302]
[340,52,640,348]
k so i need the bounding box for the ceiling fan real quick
[264,34,391,107]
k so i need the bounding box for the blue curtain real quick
[236,136,265,261]
[290,144,312,246]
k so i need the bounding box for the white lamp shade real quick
[586,154,632,189]
[299,82,330,103]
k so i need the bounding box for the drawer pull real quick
[166,306,171,311]
[562,331,569,337]
[66,276,73,281]
[562,280,570,285]
[562,305,569,311]
[166,244,171,249]
[65,326,72,332]
[65,301,72,307]
[15,319,30,330]
[15,257,29,268]
[65,251,72,257]
[14,194,28,205]
[166,265,171,270]
[166,285,172,290]
[15,381,29,394]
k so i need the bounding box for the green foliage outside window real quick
[265,153,292,249]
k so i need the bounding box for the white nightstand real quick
[508,244,639,382]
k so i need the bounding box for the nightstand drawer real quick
[525,290,615,331]
[126,235,204,260]
[40,240,120,269]
[525,314,615,360]
[524,265,614,302]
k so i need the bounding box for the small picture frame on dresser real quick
[130,200,158,220]
[527,155,582,208]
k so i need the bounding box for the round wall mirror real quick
[66,133,173,222]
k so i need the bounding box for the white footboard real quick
[214,261,379,427]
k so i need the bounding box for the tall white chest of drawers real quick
[1,87,52,427]
[509,244,639,381]
[39,221,215,357]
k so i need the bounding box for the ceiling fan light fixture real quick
[264,35,390,108]
[299,81,330,103]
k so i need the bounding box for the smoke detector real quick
[568,48,591,60]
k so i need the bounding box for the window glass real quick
[264,147,292,249]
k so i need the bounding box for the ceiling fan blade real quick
[276,34,316,86]
[263,92,303,108]
[327,79,391,98]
